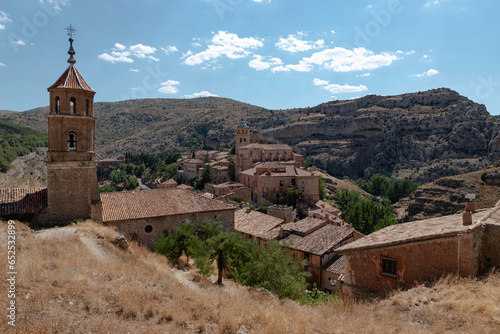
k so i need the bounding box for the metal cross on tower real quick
[65,24,77,38]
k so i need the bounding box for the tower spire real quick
[65,24,77,64]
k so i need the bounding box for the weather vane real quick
[65,24,77,38]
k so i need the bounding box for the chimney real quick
[463,195,476,226]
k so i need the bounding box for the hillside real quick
[396,166,500,221]
[1,88,499,183]
[0,119,48,172]
[1,220,500,333]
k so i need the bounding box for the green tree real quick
[240,240,310,301]
[319,175,326,200]
[125,176,139,190]
[201,164,215,186]
[155,221,200,265]
[282,187,302,207]
[334,189,362,219]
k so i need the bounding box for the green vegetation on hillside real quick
[355,173,419,203]
[334,189,397,234]
[155,219,322,303]
[0,119,48,172]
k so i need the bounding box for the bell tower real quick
[234,118,250,180]
[44,26,101,223]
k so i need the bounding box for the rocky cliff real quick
[2,88,499,184]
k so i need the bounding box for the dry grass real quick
[1,220,500,333]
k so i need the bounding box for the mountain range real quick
[1,88,499,184]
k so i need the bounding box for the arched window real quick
[86,99,90,116]
[67,132,77,151]
[70,97,76,115]
[55,97,60,115]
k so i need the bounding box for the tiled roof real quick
[324,255,345,275]
[336,208,495,253]
[237,118,249,128]
[100,189,234,222]
[182,159,204,164]
[243,163,315,178]
[282,217,325,235]
[240,143,292,150]
[162,179,177,185]
[235,208,283,240]
[280,224,355,255]
[48,64,94,91]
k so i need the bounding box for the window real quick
[86,99,90,116]
[304,253,310,261]
[70,97,76,115]
[324,288,332,295]
[381,256,397,277]
[280,180,284,186]
[291,179,296,186]
[67,132,77,151]
[55,97,60,114]
[144,225,153,234]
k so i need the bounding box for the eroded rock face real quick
[261,88,499,183]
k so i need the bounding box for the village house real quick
[336,200,500,299]
[279,217,364,293]
[234,208,284,246]
[161,179,177,189]
[96,155,125,170]
[204,181,252,202]
[307,200,341,221]
[177,158,205,181]
[98,188,236,248]
[239,162,320,206]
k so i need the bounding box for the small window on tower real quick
[70,97,76,115]
[67,132,77,151]
[55,97,60,115]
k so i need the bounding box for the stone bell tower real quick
[234,118,250,180]
[44,26,101,223]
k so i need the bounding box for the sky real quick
[0,0,499,115]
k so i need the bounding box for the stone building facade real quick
[337,202,500,299]
[239,162,319,206]
[99,188,236,248]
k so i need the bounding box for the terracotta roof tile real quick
[336,208,495,253]
[48,64,94,91]
[100,188,234,222]
[282,217,325,234]
[235,208,283,240]
[325,255,345,275]
[241,143,292,150]
[280,224,355,255]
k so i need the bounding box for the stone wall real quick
[43,162,100,223]
[105,209,235,249]
[341,227,482,299]
[482,222,500,271]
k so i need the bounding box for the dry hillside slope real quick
[1,220,500,333]
[2,88,499,184]
[396,166,500,221]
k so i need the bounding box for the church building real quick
[40,30,101,223]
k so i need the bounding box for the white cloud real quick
[161,45,178,54]
[421,54,432,62]
[10,39,26,46]
[276,34,324,53]
[424,0,440,7]
[0,11,12,30]
[0,61,5,67]
[299,47,399,72]
[356,73,371,77]
[129,67,139,73]
[330,30,336,34]
[252,0,271,2]
[158,80,180,94]
[184,91,218,98]
[313,78,368,94]
[98,53,133,63]
[114,43,126,51]
[271,65,291,73]
[410,68,439,77]
[248,55,282,70]
[99,43,158,63]
[39,0,69,13]
[184,31,263,66]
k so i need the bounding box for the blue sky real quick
[0,0,499,115]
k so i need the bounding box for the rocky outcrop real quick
[2,88,499,184]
